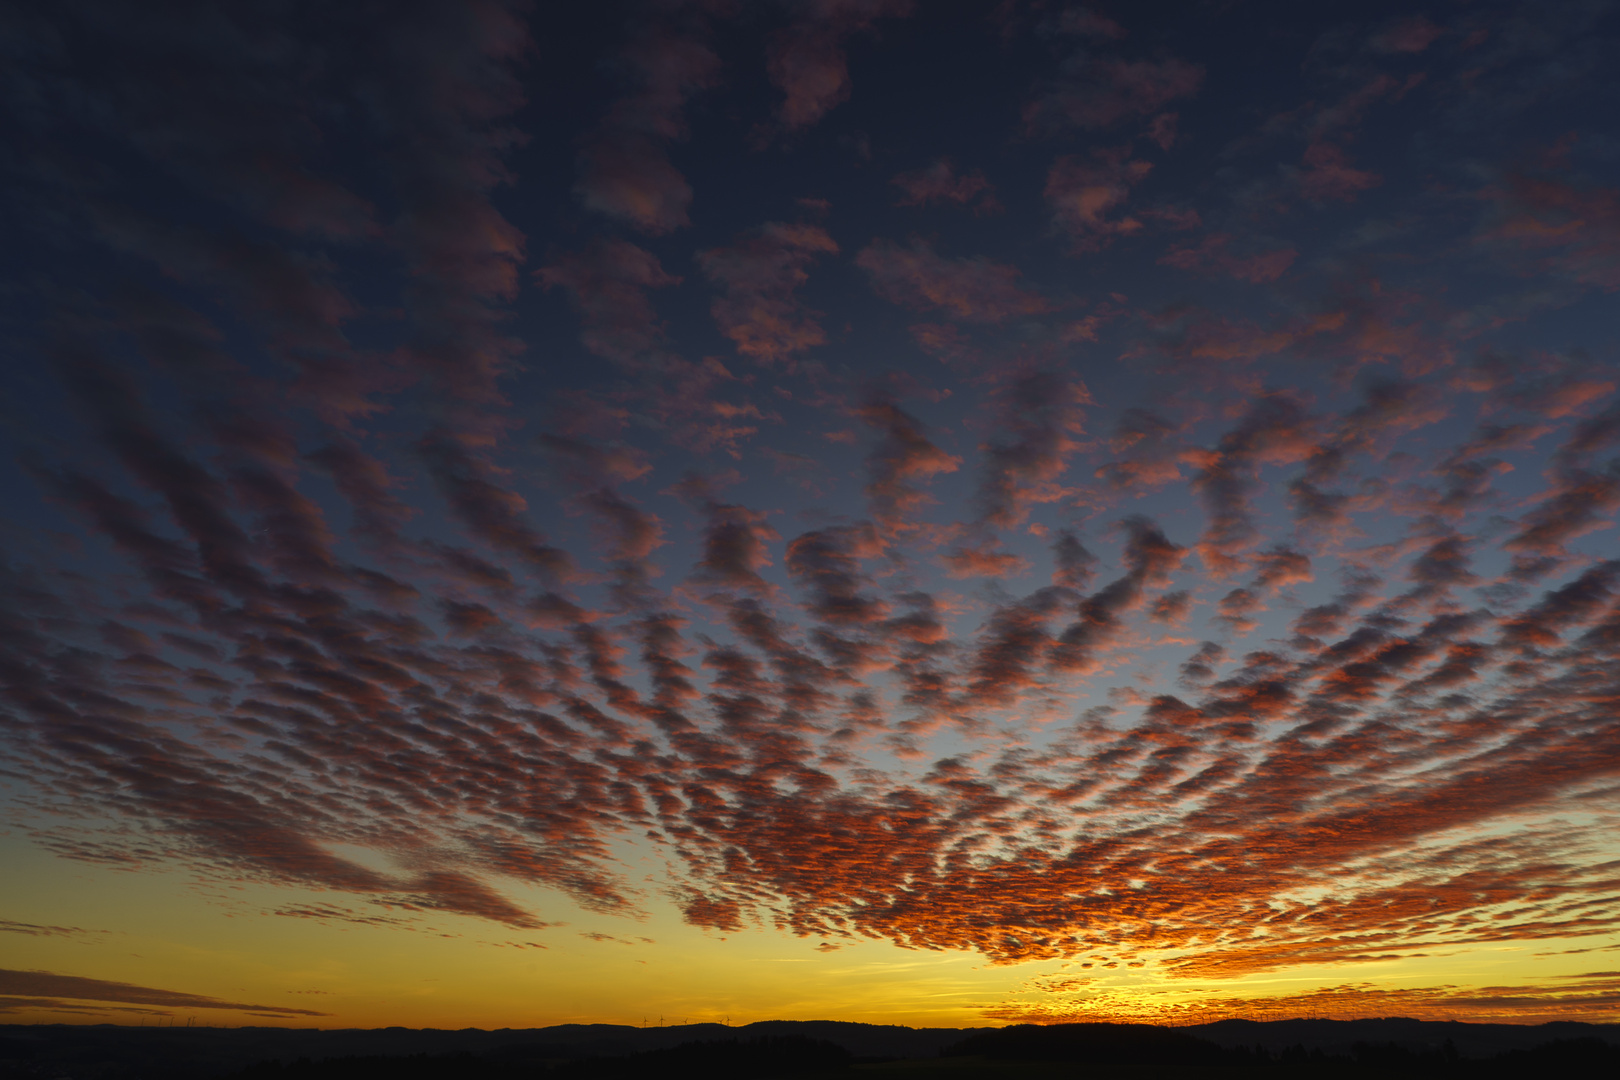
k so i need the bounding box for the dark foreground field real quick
[2,1017,1617,1080]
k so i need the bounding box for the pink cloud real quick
[1191,392,1317,578]
[960,586,1070,707]
[1479,173,1620,292]
[860,397,961,536]
[942,542,1030,580]
[575,28,719,233]
[1371,16,1444,54]
[691,500,781,595]
[1299,141,1382,203]
[766,0,914,132]
[1049,515,1186,672]
[856,239,1051,321]
[1045,147,1154,251]
[381,1,533,415]
[575,138,696,235]
[698,222,840,367]
[536,239,682,370]
[891,158,999,212]
[416,430,573,583]
[1145,111,1179,150]
[974,369,1092,529]
[606,32,721,140]
[1025,57,1203,134]
[1055,7,1126,40]
[1096,407,1197,493]
[1161,233,1297,284]
[311,440,416,550]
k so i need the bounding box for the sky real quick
[2,0,1620,1032]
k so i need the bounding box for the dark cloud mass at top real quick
[3,0,1620,1024]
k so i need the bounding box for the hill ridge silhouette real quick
[4,1016,1619,1078]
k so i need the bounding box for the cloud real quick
[1499,560,1620,653]
[891,159,999,212]
[537,239,682,370]
[575,27,719,233]
[962,586,1071,707]
[377,1,534,414]
[0,921,106,939]
[943,541,1030,580]
[1054,7,1126,41]
[1096,408,1192,492]
[765,0,914,132]
[0,969,327,1017]
[12,369,1620,978]
[1161,233,1297,284]
[1051,530,1098,591]
[857,239,1051,322]
[989,974,1620,1025]
[786,523,887,626]
[682,892,744,932]
[860,397,961,536]
[1045,147,1155,251]
[698,223,839,367]
[1191,392,1316,577]
[417,431,573,582]
[685,493,781,595]
[395,869,550,929]
[1290,379,1446,528]
[1478,173,1620,293]
[963,369,1093,533]
[60,354,270,600]
[1502,401,1620,574]
[605,28,722,141]
[1370,16,1444,55]
[1025,56,1203,134]
[1298,141,1382,203]
[576,138,695,236]
[306,438,418,553]
[1049,515,1186,672]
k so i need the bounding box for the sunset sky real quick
[3,0,1620,1031]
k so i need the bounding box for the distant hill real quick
[2,1016,1617,1079]
[945,1020,1620,1078]
[0,1019,976,1078]
[1186,1016,1620,1059]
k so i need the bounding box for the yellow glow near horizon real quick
[6,838,1618,1029]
